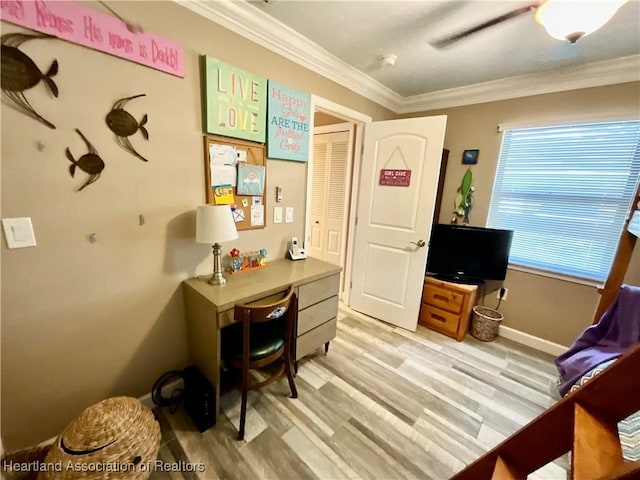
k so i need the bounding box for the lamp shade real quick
[196,205,238,244]
[535,0,628,43]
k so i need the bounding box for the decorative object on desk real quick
[229,248,242,273]
[1,33,58,129]
[229,248,267,274]
[66,129,105,192]
[462,149,479,165]
[451,168,475,225]
[196,205,239,285]
[106,94,149,162]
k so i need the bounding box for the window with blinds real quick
[487,120,640,283]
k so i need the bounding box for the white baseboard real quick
[499,325,568,357]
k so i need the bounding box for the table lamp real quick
[196,205,238,285]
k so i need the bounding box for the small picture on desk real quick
[462,149,479,165]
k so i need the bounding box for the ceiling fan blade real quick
[431,3,540,48]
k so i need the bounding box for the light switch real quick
[273,207,283,224]
[285,207,294,224]
[2,217,37,249]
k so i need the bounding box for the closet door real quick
[309,139,328,260]
[309,131,349,266]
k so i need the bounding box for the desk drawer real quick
[296,318,337,360]
[423,284,464,314]
[298,295,339,336]
[419,304,460,337]
[298,274,340,309]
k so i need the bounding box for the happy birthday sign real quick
[267,81,311,162]
[0,0,184,77]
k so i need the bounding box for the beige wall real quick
[0,1,395,450]
[2,0,638,451]
[403,82,640,347]
[314,112,346,127]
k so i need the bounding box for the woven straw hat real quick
[38,396,160,480]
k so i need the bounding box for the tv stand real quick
[419,277,478,341]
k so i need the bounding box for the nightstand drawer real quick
[419,304,460,337]
[422,284,464,314]
[298,295,339,335]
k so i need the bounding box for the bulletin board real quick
[203,135,267,231]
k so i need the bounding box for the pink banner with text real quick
[0,0,184,77]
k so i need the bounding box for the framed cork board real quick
[203,135,266,231]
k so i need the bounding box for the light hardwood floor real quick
[151,307,567,480]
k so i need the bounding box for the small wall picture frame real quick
[462,149,479,165]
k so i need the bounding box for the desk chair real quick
[227,287,298,440]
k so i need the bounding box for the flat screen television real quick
[426,224,514,284]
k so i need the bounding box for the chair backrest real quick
[234,286,296,325]
[233,287,297,364]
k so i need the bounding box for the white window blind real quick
[487,120,640,283]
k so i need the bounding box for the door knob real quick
[410,239,426,248]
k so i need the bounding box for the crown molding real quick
[178,0,402,112]
[178,1,640,114]
[395,55,640,113]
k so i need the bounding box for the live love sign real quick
[0,0,184,77]
[379,169,411,187]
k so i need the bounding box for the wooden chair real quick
[227,287,298,440]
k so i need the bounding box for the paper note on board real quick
[210,165,237,187]
[209,144,237,166]
[251,205,264,226]
[232,208,245,223]
[213,185,234,205]
[236,150,247,162]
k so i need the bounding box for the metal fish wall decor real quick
[106,94,149,162]
[66,129,105,191]
[1,33,58,129]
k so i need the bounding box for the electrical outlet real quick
[496,287,509,301]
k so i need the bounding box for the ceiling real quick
[181,0,640,113]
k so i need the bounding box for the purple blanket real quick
[555,284,640,396]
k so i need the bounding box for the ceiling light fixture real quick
[535,0,628,43]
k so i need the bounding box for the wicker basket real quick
[38,397,160,480]
[471,306,503,342]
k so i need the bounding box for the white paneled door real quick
[350,116,447,331]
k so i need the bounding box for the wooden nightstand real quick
[419,277,478,341]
